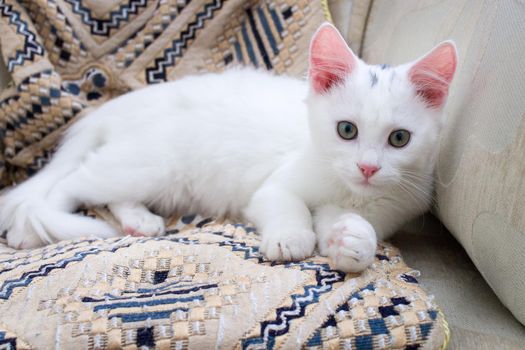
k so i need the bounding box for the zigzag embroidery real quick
[0,247,101,299]
[219,240,264,262]
[0,235,211,299]
[64,0,148,36]
[0,1,45,72]
[0,239,98,275]
[0,238,147,300]
[146,0,224,84]
[243,262,345,350]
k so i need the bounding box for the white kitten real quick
[0,23,457,272]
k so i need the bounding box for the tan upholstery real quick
[395,216,525,349]
[361,0,525,327]
[328,0,372,53]
[0,54,9,92]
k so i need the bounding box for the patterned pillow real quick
[0,215,449,349]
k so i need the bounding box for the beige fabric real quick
[395,215,525,349]
[328,0,371,53]
[0,54,8,91]
[328,0,353,40]
[362,0,525,326]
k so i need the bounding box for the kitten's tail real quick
[0,119,118,249]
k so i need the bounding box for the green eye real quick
[389,129,411,148]
[337,121,358,140]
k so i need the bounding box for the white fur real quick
[0,26,454,272]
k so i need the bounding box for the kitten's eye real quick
[388,129,411,148]
[337,121,358,140]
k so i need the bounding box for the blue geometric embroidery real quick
[114,0,193,68]
[220,3,288,71]
[305,329,322,347]
[0,0,45,72]
[245,7,271,69]
[0,330,16,348]
[241,20,258,67]
[90,295,205,312]
[399,273,418,284]
[256,6,278,55]
[0,247,102,300]
[83,282,217,302]
[146,0,224,84]
[1,69,84,160]
[0,239,97,275]
[242,262,345,350]
[137,327,155,347]
[64,0,148,36]
[267,4,283,35]
[355,335,374,350]
[110,307,189,323]
[368,318,388,335]
[420,323,432,339]
[428,310,438,320]
[303,278,440,349]
[378,305,399,318]
[218,240,264,262]
[0,234,240,300]
[349,282,375,300]
[0,238,151,300]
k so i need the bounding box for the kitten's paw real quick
[120,211,165,237]
[260,229,316,262]
[6,229,45,250]
[325,213,377,272]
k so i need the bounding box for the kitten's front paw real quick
[260,229,316,262]
[324,213,377,273]
[7,228,45,250]
[120,212,165,237]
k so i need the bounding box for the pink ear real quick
[409,41,457,109]
[309,23,357,94]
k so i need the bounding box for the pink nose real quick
[358,164,380,178]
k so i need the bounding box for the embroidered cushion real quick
[0,215,448,349]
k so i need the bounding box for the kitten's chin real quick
[346,180,384,198]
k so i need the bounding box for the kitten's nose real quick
[358,163,380,179]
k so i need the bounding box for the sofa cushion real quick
[394,215,525,349]
[0,214,449,349]
[328,0,372,53]
[361,0,525,325]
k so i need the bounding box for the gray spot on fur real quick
[380,64,390,70]
[369,70,378,87]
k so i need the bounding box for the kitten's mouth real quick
[360,180,371,187]
[350,178,384,196]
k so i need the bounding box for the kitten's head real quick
[307,23,457,197]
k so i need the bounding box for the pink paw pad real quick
[328,237,345,247]
[123,226,144,237]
